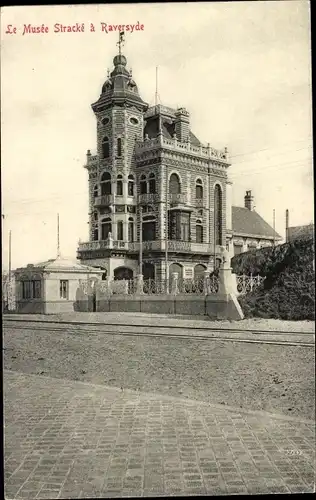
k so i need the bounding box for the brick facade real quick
[78,49,230,279]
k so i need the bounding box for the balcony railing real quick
[169,193,187,205]
[94,195,114,207]
[78,240,128,252]
[78,239,218,254]
[139,193,160,204]
[135,136,229,162]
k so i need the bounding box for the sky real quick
[1,1,313,270]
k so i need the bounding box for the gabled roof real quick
[232,206,282,240]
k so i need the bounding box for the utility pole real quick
[285,209,289,243]
[57,213,60,257]
[273,209,276,246]
[9,230,12,280]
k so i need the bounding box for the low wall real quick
[75,291,243,321]
[16,300,45,314]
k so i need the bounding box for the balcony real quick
[139,193,160,204]
[94,195,114,207]
[169,193,187,206]
[135,135,229,163]
[78,240,129,253]
[77,239,219,256]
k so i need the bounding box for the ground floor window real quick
[22,280,41,299]
[60,280,69,299]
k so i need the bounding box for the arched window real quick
[194,264,206,279]
[143,262,155,280]
[93,185,98,198]
[148,173,156,194]
[117,220,123,241]
[128,217,134,242]
[196,178,203,199]
[142,214,156,241]
[101,172,111,195]
[102,136,110,159]
[116,174,123,196]
[93,228,98,241]
[128,174,134,196]
[196,219,203,243]
[214,184,223,246]
[117,138,122,157]
[101,217,112,240]
[140,174,147,194]
[93,212,98,221]
[169,173,181,194]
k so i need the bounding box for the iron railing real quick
[236,274,265,295]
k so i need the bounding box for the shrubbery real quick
[231,235,315,320]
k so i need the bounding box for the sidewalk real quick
[4,370,315,498]
[4,312,315,333]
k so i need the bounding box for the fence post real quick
[106,276,112,295]
[136,274,144,295]
[203,270,210,295]
[171,272,179,295]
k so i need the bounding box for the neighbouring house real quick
[227,190,282,259]
[14,256,103,314]
[286,223,314,242]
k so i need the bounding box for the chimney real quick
[244,190,254,211]
[175,107,190,142]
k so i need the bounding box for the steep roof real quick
[144,114,201,146]
[232,206,282,240]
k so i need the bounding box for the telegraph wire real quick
[4,158,312,213]
[227,136,313,159]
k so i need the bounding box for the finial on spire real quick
[107,68,110,78]
[117,31,125,56]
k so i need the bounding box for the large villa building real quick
[77,41,281,281]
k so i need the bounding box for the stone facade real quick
[77,47,230,280]
[14,257,103,314]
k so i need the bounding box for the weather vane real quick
[117,31,125,55]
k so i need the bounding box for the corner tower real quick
[84,35,148,246]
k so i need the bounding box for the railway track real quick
[3,318,315,347]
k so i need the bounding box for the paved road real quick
[4,370,315,499]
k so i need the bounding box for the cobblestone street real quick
[4,370,315,498]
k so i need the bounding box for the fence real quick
[236,274,265,295]
[95,274,264,296]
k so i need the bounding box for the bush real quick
[232,236,315,320]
